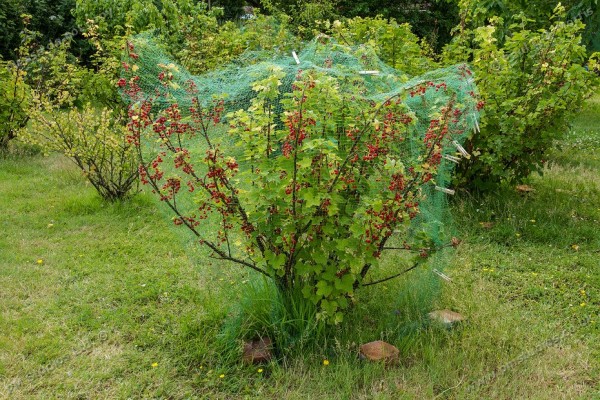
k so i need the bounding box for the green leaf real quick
[316,280,333,297]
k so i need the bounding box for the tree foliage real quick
[264,0,460,50]
[177,13,299,74]
[338,0,460,51]
[455,0,600,52]
[322,16,436,76]
[0,0,79,60]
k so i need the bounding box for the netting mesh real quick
[122,33,480,322]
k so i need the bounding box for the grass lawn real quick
[1,95,599,399]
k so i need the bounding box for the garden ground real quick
[0,95,599,399]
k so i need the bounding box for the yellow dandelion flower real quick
[580,303,586,307]
[323,359,330,366]
[219,374,225,379]
[36,259,44,265]
[152,362,158,368]
[257,368,263,373]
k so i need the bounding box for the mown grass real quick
[0,95,599,399]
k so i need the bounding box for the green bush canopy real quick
[121,34,481,323]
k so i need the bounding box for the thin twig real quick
[362,262,420,287]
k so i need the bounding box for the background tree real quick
[260,0,460,50]
[456,0,600,52]
[0,0,82,61]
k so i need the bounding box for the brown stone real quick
[242,337,273,364]
[428,309,465,327]
[516,184,535,193]
[451,237,462,247]
[359,340,399,364]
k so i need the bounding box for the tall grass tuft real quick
[218,277,329,362]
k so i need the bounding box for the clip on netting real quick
[452,140,470,158]
[435,186,456,196]
[442,154,461,164]
[433,268,452,282]
[292,51,300,65]
[358,70,380,75]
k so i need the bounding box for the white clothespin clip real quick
[452,140,470,158]
[433,268,452,282]
[292,51,300,65]
[358,70,380,75]
[443,154,461,164]
[435,186,456,195]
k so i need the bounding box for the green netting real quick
[122,33,480,325]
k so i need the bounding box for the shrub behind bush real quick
[444,8,598,188]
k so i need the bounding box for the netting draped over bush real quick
[121,33,481,322]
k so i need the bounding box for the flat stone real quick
[359,340,399,364]
[516,184,535,193]
[428,309,465,326]
[242,337,273,364]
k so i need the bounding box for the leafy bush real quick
[27,103,138,201]
[443,7,599,188]
[21,28,138,201]
[75,0,299,75]
[74,0,180,35]
[266,0,460,50]
[177,13,299,74]
[590,52,600,75]
[0,23,34,151]
[0,61,30,151]
[455,0,600,53]
[261,0,341,36]
[335,7,598,188]
[323,16,436,76]
[123,44,478,323]
[75,0,228,60]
